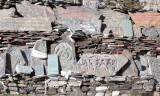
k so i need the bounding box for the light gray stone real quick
[0,53,6,77]
[47,54,59,75]
[142,27,159,37]
[16,65,33,74]
[35,64,45,76]
[122,20,133,37]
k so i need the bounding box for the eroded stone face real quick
[6,45,26,74]
[76,54,128,77]
[51,43,75,72]
[0,8,15,17]
[16,1,56,21]
[148,57,160,82]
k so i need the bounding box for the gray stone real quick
[76,54,128,77]
[0,81,7,92]
[142,27,159,37]
[51,43,75,72]
[47,81,67,88]
[30,56,47,75]
[133,24,142,37]
[58,18,102,34]
[68,80,82,87]
[0,8,15,17]
[0,17,52,32]
[6,45,26,74]
[22,49,31,65]
[0,53,6,77]
[96,86,108,92]
[16,1,56,21]
[47,54,59,75]
[132,84,143,90]
[83,0,99,11]
[35,64,45,76]
[16,65,33,74]
[148,57,160,82]
[122,50,138,76]
[31,40,47,59]
[105,76,126,82]
[122,20,133,37]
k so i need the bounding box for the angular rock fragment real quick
[0,8,15,17]
[129,11,160,26]
[142,27,159,37]
[122,50,138,76]
[133,24,142,37]
[16,1,56,21]
[76,54,128,77]
[83,0,99,11]
[31,40,47,59]
[47,54,59,75]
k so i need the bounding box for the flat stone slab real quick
[47,54,59,75]
[75,54,128,77]
[122,20,133,37]
[35,64,45,76]
[83,0,99,10]
[16,65,33,74]
[58,18,102,34]
[16,1,56,21]
[0,17,52,32]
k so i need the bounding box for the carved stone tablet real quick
[58,18,102,34]
[83,0,99,10]
[0,53,6,77]
[0,17,52,32]
[16,1,56,21]
[47,54,59,75]
[6,45,26,74]
[51,43,76,72]
[148,57,160,82]
[76,54,128,77]
[122,20,133,37]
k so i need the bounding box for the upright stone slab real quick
[0,17,52,32]
[6,45,26,74]
[16,1,56,21]
[0,53,6,77]
[30,56,46,75]
[31,40,47,59]
[148,57,160,82]
[122,20,133,37]
[76,54,128,77]
[47,54,59,75]
[133,24,142,37]
[35,64,45,76]
[51,43,75,72]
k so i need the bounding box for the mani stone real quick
[76,54,128,77]
[0,53,6,77]
[83,0,99,10]
[0,8,15,17]
[122,20,133,37]
[31,40,47,59]
[16,1,56,21]
[6,45,26,74]
[35,64,45,76]
[16,65,33,74]
[51,43,75,72]
[0,17,52,32]
[47,54,59,75]
[58,18,102,34]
